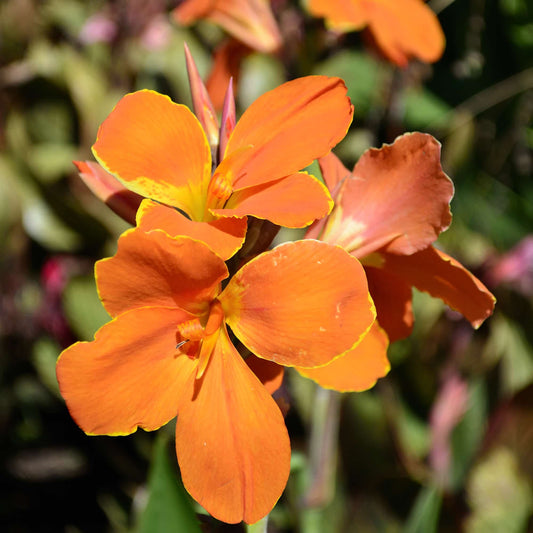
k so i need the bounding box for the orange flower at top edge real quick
[56,228,375,524]
[308,0,445,67]
[299,133,496,392]
[84,73,352,260]
[173,0,282,54]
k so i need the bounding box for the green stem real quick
[246,514,269,533]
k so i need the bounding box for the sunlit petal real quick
[382,246,496,327]
[137,200,247,261]
[96,228,228,318]
[56,307,197,436]
[220,240,375,367]
[297,322,390,392]
[176,327,290,524]
[224,76,353,189]
[92,90,211,220]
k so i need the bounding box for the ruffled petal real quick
[96,228,228,318]
[366,0,445,66]
[176,327,290,524]
[220,240,375,368]
[137,200,247,261]
[245,355,284,395]
[92,90,212,221]
[224,76,353,189]
[364,265,414,342]
[74,161,142,225]
[320,133,453,257]
[212,173,333,228]
[56,307,197,436]
[382,246,496,328]
[297,323,390,392]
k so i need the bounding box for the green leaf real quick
[465,447,533,533]
[402,88,452,130]
[137,434,202,533]
[62,275,109,341]
[32,337,61,398]
[404,485,442,533]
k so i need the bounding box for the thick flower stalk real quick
[76,50,353,260]
[298,133,495,391]
[307,0,445,67]
[56,228,375,524]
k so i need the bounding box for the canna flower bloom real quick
[80,57,353,260]
[56,228,375,524]
[307,0,445,67]
[300,133,495,390]
[173,0,282,53]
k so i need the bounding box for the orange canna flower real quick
[56,228,375,524]
[299,133,495,391]
[172,0,282,54]
[307,0,445,67]
[83,73,352,260]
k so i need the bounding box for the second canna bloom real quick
[56,228,375,524]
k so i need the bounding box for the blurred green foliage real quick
[0,0,532,531]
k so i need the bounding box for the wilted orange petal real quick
[245,354,284,395]
[176,327,290,524]
[56,307,196,436]
[366,0,445,66]
[137,200,247,261]
[213,173,333,228]
[297,322,390,391]
[320,133,454,257]
[382,246,496,328]
[74,161,143,225]
[225,76,353,190]
[364,266,414,342]
[92,90,211,221]
[96,229,228,318]
[220,240,375,368]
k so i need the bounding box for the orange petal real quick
[212,173,333,228]
[224,76,353,190]
[56,307,197,435]
[220,240,376,368]
[297,322,390,392]
[245,354,284,395]
[365,0,445,66]
[92,90,211,221]
[320,133,454,257]
[96,228,228,318]
[137,200,247,261]
[176,327,290,524]
[74,161,143,225]
[365,266,414,342]
[308,0,368,29]
[317,150,352,192]
[174,0,281,53]
[382,246,496,328]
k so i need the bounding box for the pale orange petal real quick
[320,133,453,257]
[220,240,375,368]
[92,90,211,221]
[96,228,228,318]
[366,0,445,66]
[212,173,333,228]
[224,76,353,190]
[245,354,284,395]
[297,322,390,392]
[137,200,247,261]
[74,161,142,225]
[365,266,414,342]
[176,327,290,524]
[317,150,352,191]
[382,246,496,328]
[56,307,196,436]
